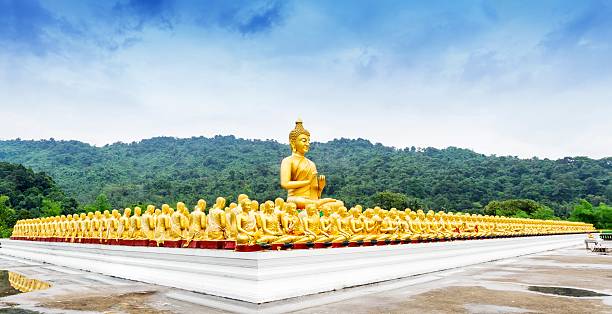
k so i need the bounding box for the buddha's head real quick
[305,204,317,216]
[380,210,388,219]
[321,205,331,217]
[87,212,94,219]
[196,199,206,211]
[274,198,285,209]
[238,194,249,203]
[409,211,417,220]
[215,197,226,209]
[161,204,170,214]
[146,205,154,214]
[263,202,273,214]
[287,202,298,215]
[124,208,131,217]
[339,206,348,217]
[134,206,142,216]
[251,200,259,212]
[426,210,435,220]
[243,200,253,212]
[417,210,425,219]
[265,200,274,210]
[289,119,310,155]
[397,210,405,220]
[373,206,382,214]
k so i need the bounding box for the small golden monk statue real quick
[130,207,146,241]
[207,197,227,240]
[141,205,156,241]
[236,199,260,245]
[280,119,342,209]
[118,208,131,239]
[185,200,207,247]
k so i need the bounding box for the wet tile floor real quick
[0,246,610,313]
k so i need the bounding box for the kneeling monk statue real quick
[280,119,343,209]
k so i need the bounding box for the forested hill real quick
[0,137,610,215]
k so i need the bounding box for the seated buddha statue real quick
[185,200,207,244]
[407,210,425,241]
[320,205,341,241]
[140,205,156,240]
[295,204,334,244]
[333,206,354,242]
[207,197,227,240]
[280,119,342,209]
[118,208,131,239]
[274,202,306,243]
[436,212,454,239]
[396,210,412,241]
[422,210,441,240]
[380,209,399,241]
[173,202,190,239]
[362,208,382,242]
[236,199,261,245]
[257,201,284,244]
[154,204,173,245]
[274,198,285,221]
[76,213,87,242]
[66,214,76,242]
[464,214,477,237]
[130,207,146,240]
[348,207,367,242]
[227,195,248,239]
[106,210,121,240]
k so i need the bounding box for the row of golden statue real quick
[7,272,51,293]
[11,195,594,251]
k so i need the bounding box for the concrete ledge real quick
[0,235,585,303]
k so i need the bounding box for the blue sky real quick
[1,0,611,158]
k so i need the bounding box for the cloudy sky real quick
[1,0,611,159]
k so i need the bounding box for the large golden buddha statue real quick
[280,119,342,209]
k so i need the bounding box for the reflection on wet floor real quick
[0,309,41,314]
[528,285,610,297]
[0,271,50,297]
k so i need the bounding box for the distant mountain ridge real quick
[0,136,610,214]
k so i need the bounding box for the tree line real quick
[0,136,609,220]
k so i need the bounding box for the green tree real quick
[594,203,612,229]
[0,195,16,238]
[83,193,112,213]
[484,199,549,217]
[371,191,409,209]
[41,198,62,217]
[530,207,557,220]
[569,199,597,225]
[513,210,530,218]
[370,191,426,210]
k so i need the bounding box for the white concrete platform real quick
[0,235,585,304]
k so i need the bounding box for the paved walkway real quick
[0,245,610,313]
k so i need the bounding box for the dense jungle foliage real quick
[0,137,609,221]
[0,162,78,236]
